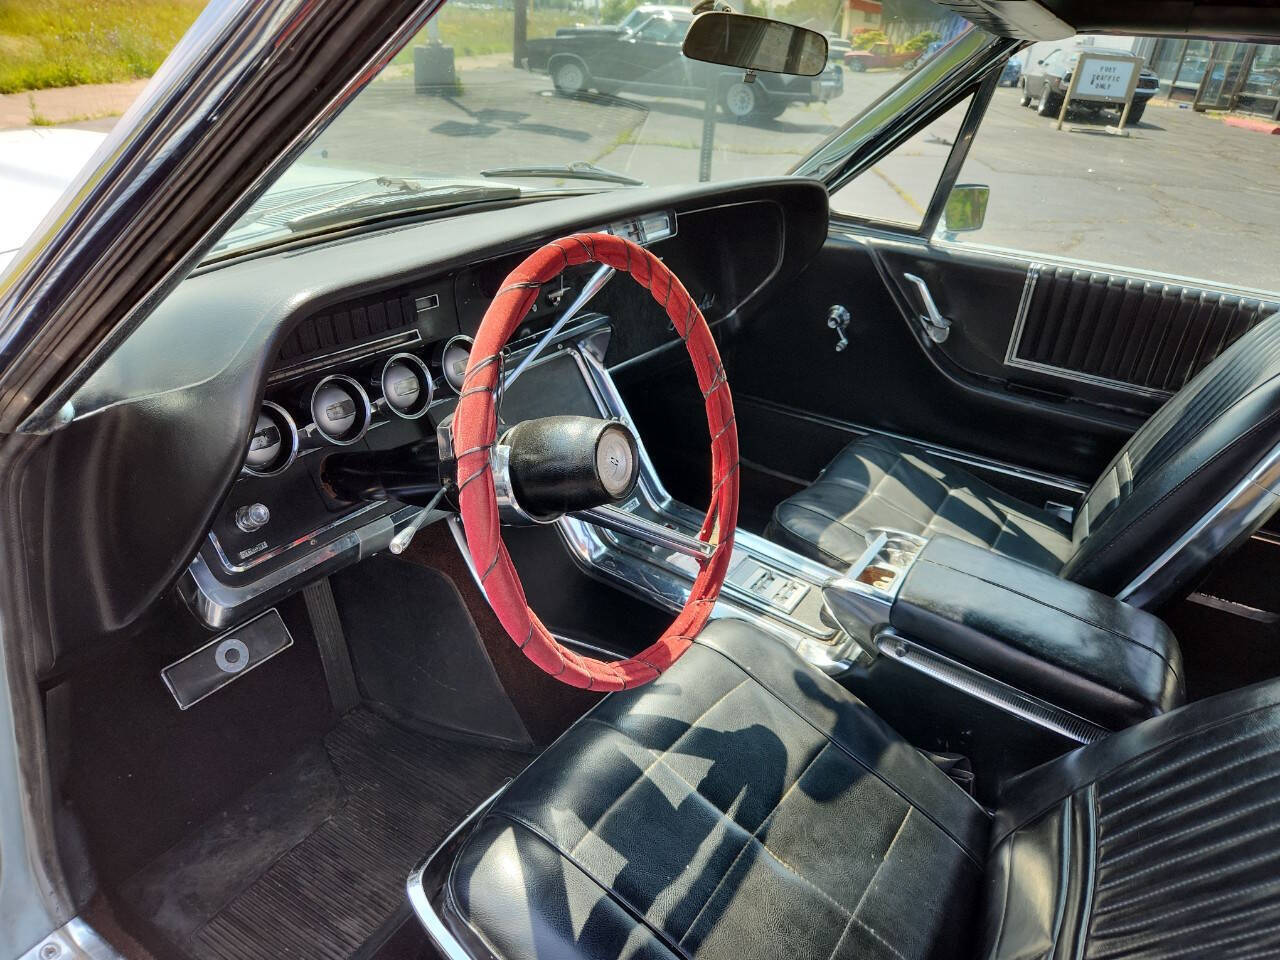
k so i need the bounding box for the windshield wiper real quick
[284,178,522,231]
[480,161,643,187]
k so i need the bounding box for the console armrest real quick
[891,536,1184,729]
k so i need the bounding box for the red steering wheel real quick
[451,233,738,690]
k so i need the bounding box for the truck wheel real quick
[551,59,588,96]
[1037,91,1059,117]
[1125,101,1146,124]
[721,80,764,119]
[1019,79,1031,107]
[848,60,866,72]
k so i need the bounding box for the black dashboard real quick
[38,177,828,654]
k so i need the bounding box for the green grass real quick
[393,6,583,62]
[0,0,206,94]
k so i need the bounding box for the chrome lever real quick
[504,263,614,390]
[902,273,952,344]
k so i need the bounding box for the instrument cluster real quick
[243,337,472,477]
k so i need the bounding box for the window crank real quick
[827,304,851,352]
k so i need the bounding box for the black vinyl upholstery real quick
[449,619,989,960]
[764,434,1073,573]
[767,311,1280,597]
[443,620,1280,960]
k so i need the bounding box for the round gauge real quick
[595,424,638,498]
[243,401,298,477]
[309,374,371,445]
[441,335,474,394]
[380,352,434,419]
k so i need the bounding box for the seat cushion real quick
[985,677,1280,960]
[447,619,990,960]
[766,435,1073,572]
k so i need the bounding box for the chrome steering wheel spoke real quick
[572,504,714,561]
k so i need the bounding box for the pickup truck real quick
[525,10,844,119]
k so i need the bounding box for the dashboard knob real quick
[235,503,271,533]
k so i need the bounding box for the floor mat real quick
[122,708,529,960]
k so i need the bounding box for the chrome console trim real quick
[876,630,1109,744]
[1118,440,1280,609]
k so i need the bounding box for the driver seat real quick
[432,620,1280,960]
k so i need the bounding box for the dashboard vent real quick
[275,292,418,368]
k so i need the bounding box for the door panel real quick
[728,230,1143,493]
[731,223,1279,505]
[1007,264,1279,396]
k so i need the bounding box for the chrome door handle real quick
[902,273,952,344]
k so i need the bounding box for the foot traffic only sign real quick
[1056,52,1144,134]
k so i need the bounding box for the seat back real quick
[1062,310,1280,605]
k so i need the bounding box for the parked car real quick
[825,33,853,67]
[1020,42,1160,122]
[525,9,844,118]
[844,40,920,72]
[554,3,689,37]
[999,54,1022,86]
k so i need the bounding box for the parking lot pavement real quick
[306,59,900,186]
[934,87,1280,292]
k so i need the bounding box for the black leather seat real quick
[767,311,1280,600]
[440,619,1280,960]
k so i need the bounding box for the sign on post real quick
[1055,52,1144,135]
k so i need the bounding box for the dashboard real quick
[43,178,828,650]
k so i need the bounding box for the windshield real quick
[214,0,984,256]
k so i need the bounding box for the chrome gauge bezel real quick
[439,334,474,395]
[379,352,434,420]
[309,373,372,446]
[242,400,299,478]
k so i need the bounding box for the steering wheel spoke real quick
[573,504,715,561]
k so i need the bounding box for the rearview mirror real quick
[942,184,989,234]
[681,12,828,77]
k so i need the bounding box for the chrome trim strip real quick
[876,631,1109,744]
[1187,592,1280,624]
[1118,442,1280,609]
[1003,262,1041,367]
[269,329,424,385]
